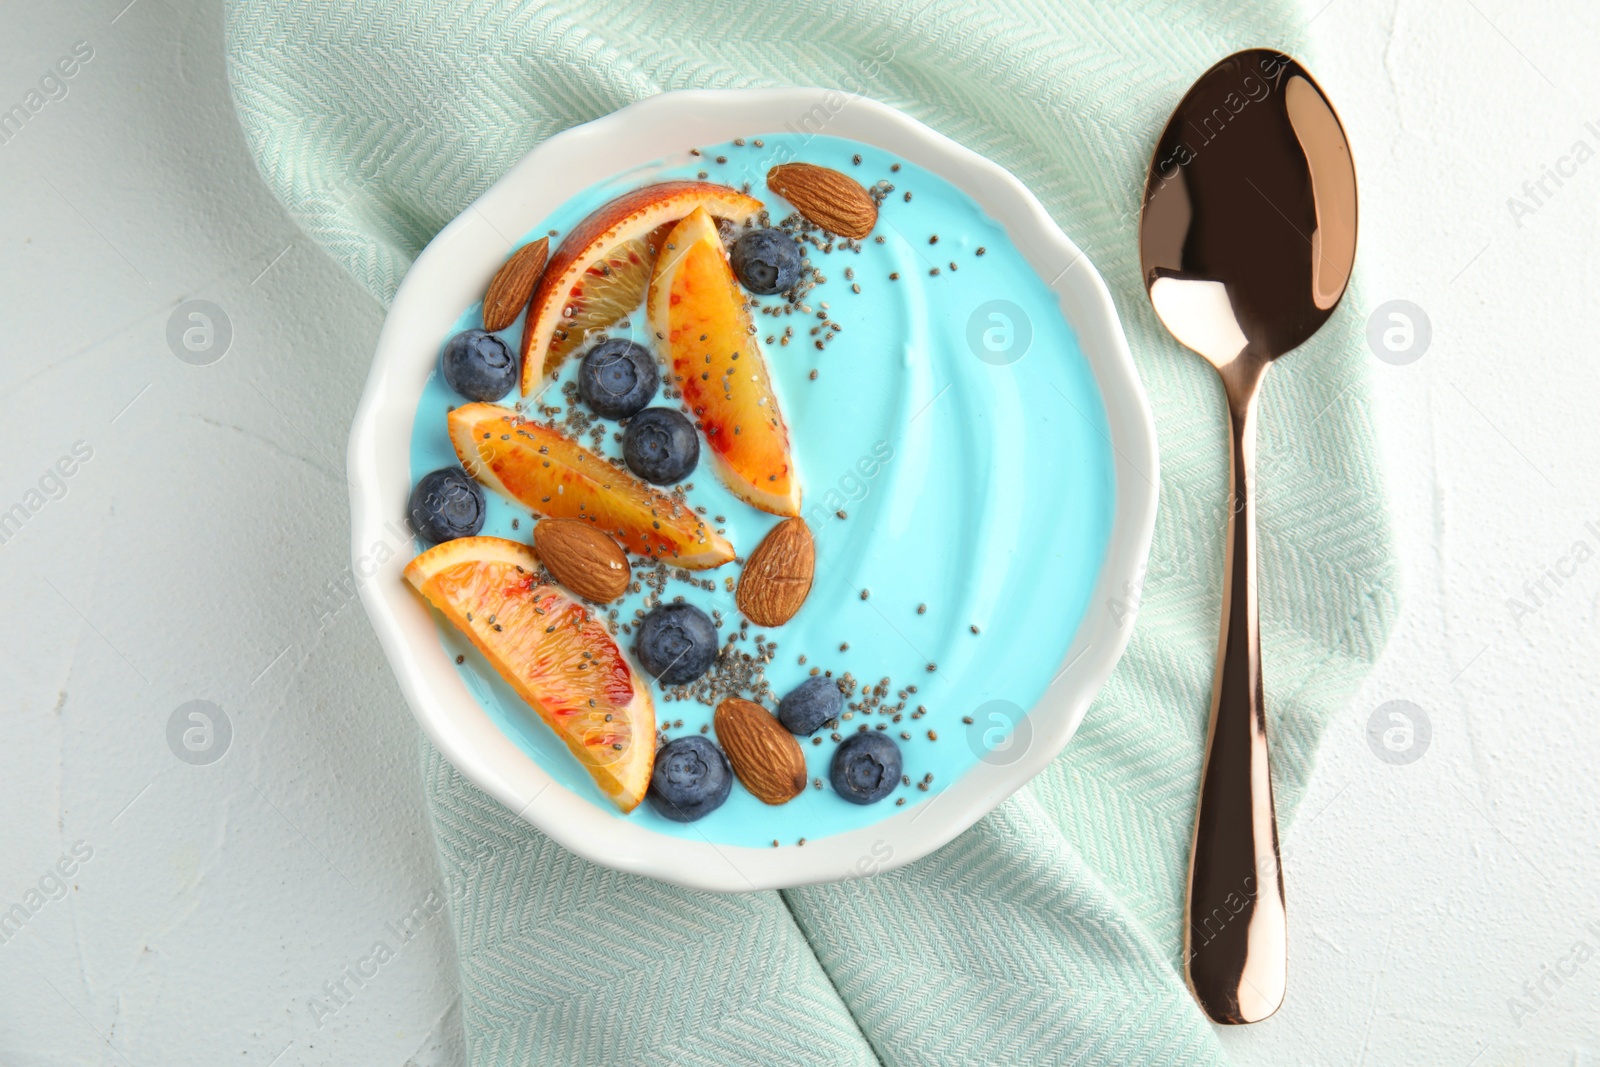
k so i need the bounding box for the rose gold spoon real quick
[1138,49,1357,1025]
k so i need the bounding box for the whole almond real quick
[715,698,806,805]
[532,518,630,603]
[736,517,814,627]
[482,237,549,332]
[766,164,877,239]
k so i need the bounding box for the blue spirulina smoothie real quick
[409,133,1113,847]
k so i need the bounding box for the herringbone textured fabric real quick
[226,1,1399,1062]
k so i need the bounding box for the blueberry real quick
[441,329,517,401]
[648,735,732,822]
[408,468,486,543]
[829,732,902,805]
[579,339,659,419]
[635,603,718,685]
[622,408,699,485]
[778,675,844,736]
[730,228,803,295]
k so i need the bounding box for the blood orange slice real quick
[449,402,736,569]
[534,222,671,382]
[404,537,654,811]
[521,182,763,395]
[647,207,801,516]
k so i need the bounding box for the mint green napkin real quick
[227,2,1398,1061]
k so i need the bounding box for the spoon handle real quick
[1183,375,1287,1024]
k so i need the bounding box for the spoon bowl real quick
[1142,51,1356,371]
[1138,49,1357,1025]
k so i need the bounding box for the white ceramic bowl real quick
[349,88,1157,892]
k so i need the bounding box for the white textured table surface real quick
[2,1,1597,1064]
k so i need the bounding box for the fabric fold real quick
[424,746,879,1064]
